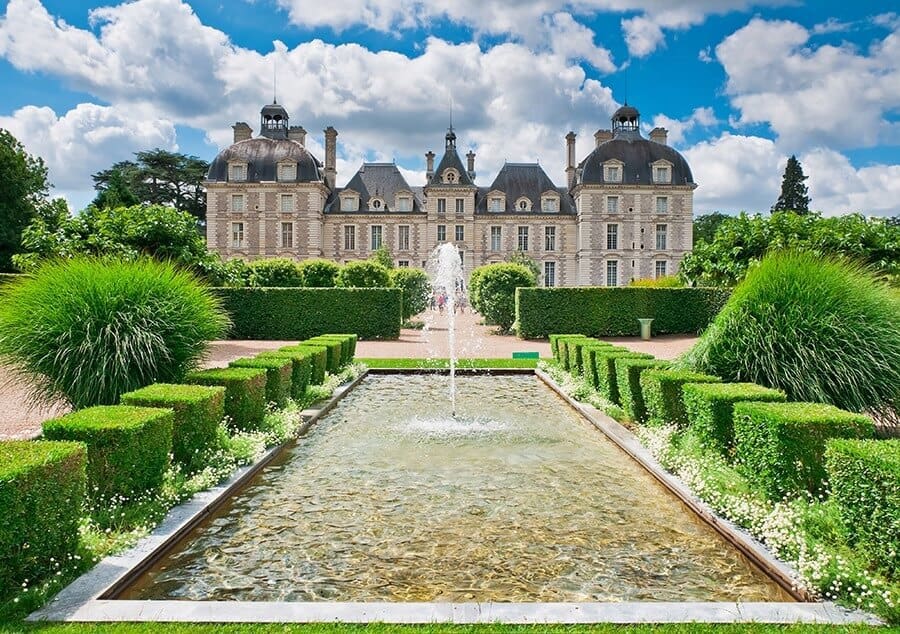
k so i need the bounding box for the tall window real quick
[606,224,618,250]
[656,224,668,250]
[607,196,618,214]
[280,222,293,248]
[397,197,412,212]
[655,260,668,278]
[398,225,410,251]
[544,261,556,287]
[231,194,244,212]
[542,197,558,212]
[437,224,446,242]
[490,226,502,251]
[654,166,669,183]
[605,165,620,182]
[606,260,618,287]
[231,222,244,248]
[230,164,246,181]
[370,225,383,251]
[280,194,293,213]
[656,197,668,214]
[344,225,356,250]
[455,225,464,242]
[517,226,529,251]
[544,226,556,251]
[278,163,296,181]
[437,198,447,214]
[489,197,503,212]
[455,198,465,214]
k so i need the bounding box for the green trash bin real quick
[638,318,654,341]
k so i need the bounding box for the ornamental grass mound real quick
[0,258,230,409]
[681,251,900,423]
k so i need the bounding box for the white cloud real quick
[544,12,616,73]
[801,148,900,217]
[647,106,718,146]
[698,45,713,63]
[621,16,665,57]
[811,17,853,35]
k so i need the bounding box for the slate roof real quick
[207,137,322,183]
[474,163,575,214]
[578,132,695,187]
[326,163,423,213]
[428,147,474,187]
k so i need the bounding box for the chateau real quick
[205,102,696,286]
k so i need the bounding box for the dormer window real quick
[605,164,622,182]
[489,196,504,212]
[340,195,359,212]
[278,163,297,181]
[370,198,384,211]
[653,163,671,184]
[541,194,559,212]
[230,164,247,182]
[443,169,459,184]
[397,196,412,212]
[516,197,532,212]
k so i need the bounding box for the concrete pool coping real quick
[28,368,880,625]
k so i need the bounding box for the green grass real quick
[358,358,540,369]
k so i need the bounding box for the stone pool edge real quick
[27,368,880,625]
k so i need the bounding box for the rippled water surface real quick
[123,375,791,602]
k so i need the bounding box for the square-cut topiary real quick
[120,383,225,471]
[229,357,292,408]
[640,369,721,427]
[303,338,342,373]
[329,334,358,359]
[282,345,327,385]
[0,440,86,594]
[308,335,351,366]
[567,337,604,376]
[42,406,173,501]
[615,358,671,423]
[556,335,589,370]
[682,382,787,458]
[595,349,654,403]
[549,334,579,362]
[733,401,875,500]
[826,439,900,578]
[256,350,313,401]
[186,367,267,430]
[580,342,617,388]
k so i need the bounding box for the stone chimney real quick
[232,122,252,143]
[324,126,337,189]
[425,151,435,180]
[466,150,476,181]
[594,129,613,147]
[287,125,307,145]
[565,131,576,190]
[649,127,668,145]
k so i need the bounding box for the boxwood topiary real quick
[580,342,616,388]
[186,367,267,430]
[682,382,787,458]
[567,337,604,376]
[0,440,86,596]
[283,345,327,385]
[256,350,313,401]
[615,358,671,423]
[595,349,654,403]
[229,357,293,408]
[640,369,721,428]
[826,438,900,578]
[556,335,589,370]
[120,383,225,471]
[733,401,875,500]
[303,338,343,373]
[307,335,352,366]
[42,406,172,501]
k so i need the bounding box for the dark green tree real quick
[772,155,811,214]
[0,129,52,271]
[92,168,139,210]
[693,212,730,244]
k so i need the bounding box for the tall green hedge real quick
[615,358,670,423]
[213,288,401,340]
[42,406,173,501]
[257,350,313,400]
[186,367,267,430]
[229,357,293,408]
[594,349,654,402]
[733,401,875,499]
[516,287,731,338]
[0,440,86,595]
[282,345,327,385]
[640,369,721,427]
[826,439,900,578]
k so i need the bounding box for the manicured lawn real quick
[359,358,540,369]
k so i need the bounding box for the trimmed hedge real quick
[826,439,900,578]
[186,367,267,430]
[615,358,671,423]
[640,369,722,427]
[257,350,313,400]
[282,344,327,385]
[581,342,617,388]
[330,333,358,359]
[556,335,589,370]
[229,357,293,408]
[594,349,654,403]
[733,401,875,499]
[550,334,586,362]
[121,383,225,471]
[42,406,173,501]
[213,287,401,340]
[567,337,606,376]
[307,334,354,367]
[517,287,731,338]
[682,382,787,458]
[0,440,86,595]
[303,338,343,373]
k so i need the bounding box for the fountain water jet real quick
[426,244,464,417]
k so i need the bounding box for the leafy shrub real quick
[304,337,344,373]
[467,266,487,315]
[549,334,586,362]
[733,401,875,499]
[391,267,431,320]
[826,439,900,578]
[246,258,303,287]
[629,275,684,288]
[0,258,228,409]
[0,440,86,596]
[595,350,655,403]
[186,367,267,430]
[310,334,355,365]
[681,252,900,424]
[615,358,671,422]
[581,342,617,388]
[282,344,328,385]
[556,336,588,370]
[256,350,313,401]
[516,287,730,339]
[229,357,293,408]
[640,369,721,427]
[42,405,173,501]
[567,337,603,376]
[120,383,225,471]
[331,333,358,358]
[337,260,391,288]
[472,263,536,333]
[213,288,401,340]
[682,382,787,458]
[297,258,340,287]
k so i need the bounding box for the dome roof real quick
[207,137,322,183]
[579,136,694,186]
[612,104,640,121]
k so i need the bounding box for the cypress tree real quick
[772,155,811,214]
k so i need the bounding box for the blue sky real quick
[0,0,898,215]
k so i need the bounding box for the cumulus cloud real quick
[647,106,718,146]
